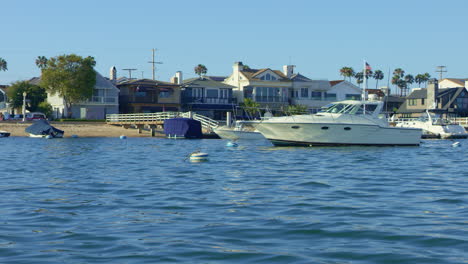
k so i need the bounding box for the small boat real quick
[25,120,64,138]
[395,110,468,139]
[213,120,265,140]
[247,100,422,146]
[0,130,10,138]
[189,151,209,162]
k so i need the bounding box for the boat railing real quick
[390,117,468,127]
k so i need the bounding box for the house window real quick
[206,89,218,98]
[301,88,308,98]
[421,98,425,105]
[408,99,417,106]
[325,93,336,100]
[192,88,203,98]
[346,94,361,100]
[311,91,321,100]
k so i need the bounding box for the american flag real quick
[365,62,372,70]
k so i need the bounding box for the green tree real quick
[6,81,47,111]
[194,64,207,77]
[415,74,425,87]
[241,98,260,118]
[404,74,414,95]
[396,79,407,96]
[355,71,363,84]
[40,54,96,118]
[373,70,384,88]
[0,57,7,71]
[423,72,431,87]
[35,56,48,70]
[393,68,405,78]
[340,67,355,82]
[287,104,308,115]
[37,101,53,117]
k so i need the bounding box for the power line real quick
[148,48,163,80]
[122,68,137,80]
[436,66,447,80]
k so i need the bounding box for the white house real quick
[46,70,119,119]
[439,78,468,89]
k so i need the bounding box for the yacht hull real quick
[255,122,422,146]
[214,127,264,140]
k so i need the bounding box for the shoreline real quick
[0,121,164,138]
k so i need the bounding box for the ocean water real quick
[0,136,467,263]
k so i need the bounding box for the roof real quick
[117,78,179,87]
[182,77,235,89]
[441,78,468,86]
[290,73,312,82]
[329,80,344,87]
[397,87,464,113]
[240,68,290,82]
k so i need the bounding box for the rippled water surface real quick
[1,137,467,263]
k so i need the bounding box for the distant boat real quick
[214,120,265,140]
[0,130,10,138]
[248,100,422,146]
[25,120,64,138]
[164,118,203,139]
[395,110,468,139]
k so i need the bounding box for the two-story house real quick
[223,62,291,110]
[32,71,120,119]
[178,72,236,120]
[116,78,181,113]
[397,79,468,117]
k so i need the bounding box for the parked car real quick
[26,112,47,121]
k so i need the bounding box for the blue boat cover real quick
[164,118,203,138]
[25,120,64,136]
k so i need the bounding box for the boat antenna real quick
[363,60,367,114]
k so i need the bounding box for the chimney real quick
[171,71,183,84]
[427,78,439,110]
[110,66,117,83]
[465,80,468,89]
[283,65,294,78]
[233,61,244,73]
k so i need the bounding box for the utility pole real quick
[436,66,447,80]
[148,48,163,80]
[122,68,137,80]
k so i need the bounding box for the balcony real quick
[183,96,236,105]
[255,96,288,103]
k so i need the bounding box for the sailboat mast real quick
[363,60,367,113]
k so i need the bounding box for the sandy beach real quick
[0,121,164,138]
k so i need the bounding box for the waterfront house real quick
[223,62,291,111]
[439,78,468,89]
[31,71,119,119]
[177,72,236,120]
[397,79,468,117]
[116,78,181,113]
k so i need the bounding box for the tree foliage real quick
[40,54,96,117]
[287,104,308,115]
[35,56,48,70]
[194,64,208,77]
[373,70,384,88]
[6,81,47,111]
[340,67,355,82]
[37,101,53,117]
[0,57,7,71]
[241,98,260,118]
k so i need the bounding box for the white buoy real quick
[45,135,53,139]
[226,141,238,147]
[452,141,461,147]
[120,135,127,139]
[189,151,208,162]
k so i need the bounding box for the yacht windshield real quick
[324,103,378,115]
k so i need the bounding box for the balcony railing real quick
[255,96,288,103]
[183,97,236,104]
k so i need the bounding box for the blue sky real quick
[1,0,467,90]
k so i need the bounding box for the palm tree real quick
[404,74,414,95]
[391,75,402,96]
[393,68,405,78]
[423,72,431,87]
[396,79,407,96]
[373,70,384,88]
[339,67,355,82]
[0,57,7,72]
[355,71,363,84]
[194,64,207,77]
[415,74,425,87]
[35,56,48,70]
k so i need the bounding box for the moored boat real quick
[213,121,264,140]
[395,110,468,139]
[248,100,422,146]
[25,120,64,138]
[0,130,10,138]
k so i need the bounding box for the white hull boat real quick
[395,111,468,139]
[0,130,10,138]
[25,120,64,138]
[248,100,422,146]
[214,121,265,140]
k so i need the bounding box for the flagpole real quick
[363,60,367,114]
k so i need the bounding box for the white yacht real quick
[248,100,422,146]
[395,111,468,139]
[214,120,264,140]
